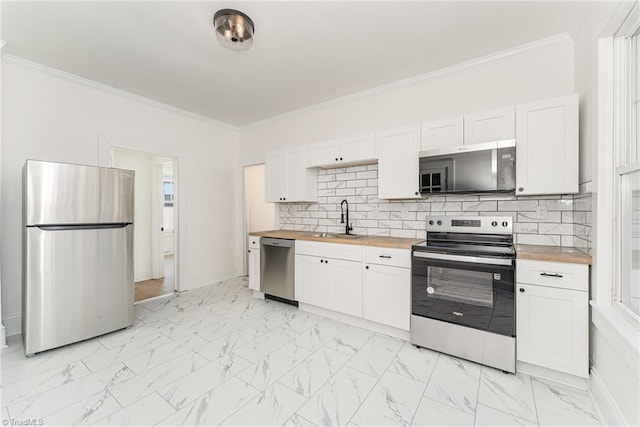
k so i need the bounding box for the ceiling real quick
[1,1,601,126]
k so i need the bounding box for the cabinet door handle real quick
[248,250,251,253]
[325,260,329,264]
[379,255,392,259]
[519,288,525,292]
[540,272,563,278]
[365,265,369,269]
[335,158,339,161]
[415,192,419,196]
[340,157,343,161]
[518,187,524,192]
[320,259,324,263]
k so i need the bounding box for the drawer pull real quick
[379,255,392,259]
[540,272,563,278]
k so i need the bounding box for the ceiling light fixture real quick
[213,9,255,51]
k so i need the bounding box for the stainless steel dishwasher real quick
[260,237,296,303]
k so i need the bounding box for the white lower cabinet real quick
[295,254,327,307]
[294,241,410,329]
[516,259,589,378]
[248,238,261,291]
[326,258,363,318]
[363,263,410,331]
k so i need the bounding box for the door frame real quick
[98,133,184,292]
[239,159,279,276]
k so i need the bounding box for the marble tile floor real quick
[1,276,601,426]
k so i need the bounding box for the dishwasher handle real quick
[261,237,295,248]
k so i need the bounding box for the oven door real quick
[412,251,515,337]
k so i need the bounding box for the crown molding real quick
[3,54,238,131]
[243,32,574,129]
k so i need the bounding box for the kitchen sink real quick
[310,233,366,240]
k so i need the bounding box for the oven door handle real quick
[413,251,514,266]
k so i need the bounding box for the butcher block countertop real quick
[249,230,423,250]
[516,244,592,265]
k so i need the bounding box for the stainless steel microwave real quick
[418,140,516,194]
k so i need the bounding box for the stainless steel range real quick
[410,216,516,372]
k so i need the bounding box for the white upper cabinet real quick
[421,116,464,151]
[340,133,377,164]
[378,125,421,199]
[516,94,579,196]
[464,106,515,145]
[265,146,317,203]
[308,133,376,168]
[308,140,340,167]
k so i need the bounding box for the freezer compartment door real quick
[24,224,134,354]
[24,160,134,226]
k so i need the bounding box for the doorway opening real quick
[111,147,179,302]
[243,163,276,276]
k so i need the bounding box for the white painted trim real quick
[3,313,22,337]
[133,292,174,305]
[298,302,411,341]
[244,33,574,129]
[98,133,186,293]
[0,324,6,349]
[2,54,238,131]
[616,1,640,38]
[0,40,6,53]
[591,303,640,376]
[590,368,628,426]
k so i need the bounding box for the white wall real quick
[112,148,153,282]
[1,57,240,336]
[244,164,275,233]
[239,35,575,162]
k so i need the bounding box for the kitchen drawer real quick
[295,240,363,262]
[516,259,588,292]
[248,236,261,249]
[364,246,411,268]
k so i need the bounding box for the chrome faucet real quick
[340,199,353,235]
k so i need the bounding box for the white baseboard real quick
[590,368,627,426]
[0,323,6,348]
[516,361,589,391]
[298,302,411,341]
[3,313,22,337]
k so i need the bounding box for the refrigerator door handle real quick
[37,223,131,231]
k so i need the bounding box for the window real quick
[163,175,174,207]
[615,13,640,317]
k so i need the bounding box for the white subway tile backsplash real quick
[462,201,498,212]
[517,234,561,246]
[538,199,574,211]
[356,171,377,180]
[517,211,562,223]
[538,223,574,236]
[378,220,403,229]
[514,223,538,234]
[431,202,462,212]
[498,200,538,211]
[336,172,356,181]
[278,165,592,249]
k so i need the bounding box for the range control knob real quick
[491,221,498,227]
[502,221,509,227]
[428,220,434,225]
[436,220,442,226]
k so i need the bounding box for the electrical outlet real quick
[536,205,548,220]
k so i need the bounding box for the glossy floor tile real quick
[1,276,601,426]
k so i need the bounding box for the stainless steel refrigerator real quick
[23,160,135,355]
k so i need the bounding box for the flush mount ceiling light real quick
[213,9,254,51]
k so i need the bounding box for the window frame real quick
[613,9,640,322]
